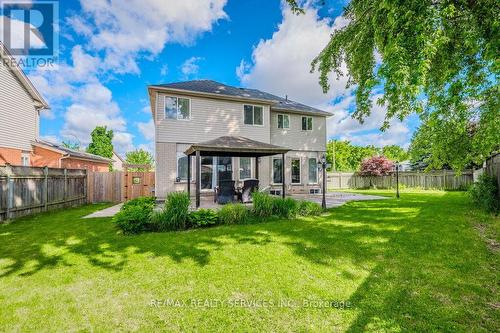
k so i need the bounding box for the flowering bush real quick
[359,156,394,176]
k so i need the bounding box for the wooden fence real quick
[328,170,474,190]
[87,171,123,203]
[484,153,500,198]
[0,165,87,221]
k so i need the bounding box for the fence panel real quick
[484,153,500,198]
[0,166,87,221]
[328,170,473,190]
[87,171,123,203]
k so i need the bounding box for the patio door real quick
[200,157,233,190]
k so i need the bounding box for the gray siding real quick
[270,111,327,152]
[0,63,38,151]
[155,92,271,144]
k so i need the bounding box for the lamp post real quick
[318,154,329,210]
[395,161,400,199]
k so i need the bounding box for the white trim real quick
[239,156,253,180]
[291,158,301,184]
[301,116,313,131]
[308,157,318,184]
[243,104,264,127]
[271,157,283,185]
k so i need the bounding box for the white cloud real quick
[180,56,202,79]
[160,64,169,76]
[72,0,228,74]
[237,8,350,106]
[113,132,135,155]
[136,120,155,141]
[0,16,46,49]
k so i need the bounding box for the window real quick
[165,96,190,120]
[291,159,301,184]
[273,158,283,184]
[277,114,289,129]
[176,153,189,181]
[21,153,30,166]
[308,158,318,183]
[243,105,263,125]
[239,157,252,179]
[301,116,313,131]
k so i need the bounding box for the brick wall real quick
[61,158,109,172]
[31,146,62,168]
[0,146,22,165]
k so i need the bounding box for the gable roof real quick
[0,42,49,109]
[149,80,331,116]
[33,140,114,163]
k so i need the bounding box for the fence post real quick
[43,166,48,211]
[84,170,88,203]
[63,168,68,201]
[6,170,13,220]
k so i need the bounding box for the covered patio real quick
[184,136,289,208]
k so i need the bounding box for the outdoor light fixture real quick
[317,154,328,209]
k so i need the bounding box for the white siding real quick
[0,62,38,150]
[155,93,271,144]
[270,111,327,152]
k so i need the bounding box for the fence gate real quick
[123,164,155,201]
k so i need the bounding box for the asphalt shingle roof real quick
[37,140,114,163]
[152,80,331,116]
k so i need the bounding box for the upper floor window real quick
[277,114,289,129]
[302,116,313,131]
[165,96,190,120]
[244,105,263,126]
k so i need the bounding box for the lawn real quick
[0,191,498,332]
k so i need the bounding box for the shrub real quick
[252,192,274,217]
[188,209,218,228]
[114,196,156,234]
[468,174,499,213]
[272,197,298,218]
[157,192,191,231]
[218,204,249,225]
[298,200,323,216]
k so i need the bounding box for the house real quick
[0,42,113,171]
[31,141,113,172]
[0,42,49,166]
[112,151,125,171]
[148,80,331,200]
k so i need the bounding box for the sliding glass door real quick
[200,157,233,190]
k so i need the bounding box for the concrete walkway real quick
[83,203,123,218]
[82,192,389,218]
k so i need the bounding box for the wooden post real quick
[255,157,259,180]
[195,151,200,208]
[187,155,191,197]
[281,153,286,199]
[43,166,48,211]
[6,174,13,220]
[63,169,68,201]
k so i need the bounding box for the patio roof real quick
[184,136,290,157]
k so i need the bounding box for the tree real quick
[62,140,80,151]
[360,156,394,177]
[125,149,154,171]
[87,126,114,170]
[286,0,499,172]
[327,140,379,171]
[382,145,409,162]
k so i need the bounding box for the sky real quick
[2,0,419,155]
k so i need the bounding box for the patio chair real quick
[214,180,237,204]
[238,179,259,203]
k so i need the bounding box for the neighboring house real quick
[148,80,331,199]
[31,141,113,172]
[0,42,49,166]
[0,42,113,171]
[112,151,124,171]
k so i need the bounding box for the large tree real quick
[87,126,114,170]
[382,145,409,162]
[327,140,380,171]
[287,0,499,171]
[125,149,154,171]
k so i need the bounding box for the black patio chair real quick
[238,179,259,203]
[214,180,236,204]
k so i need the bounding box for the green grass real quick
[0,192,498,332]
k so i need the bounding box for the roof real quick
[33,140,114,163]
[149,80,331,116]
[0,42,50,109]
[185,136,290,157]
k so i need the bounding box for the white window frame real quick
[301,116,313,131]
[291,158,301,184]
[21,152,30,166]
[308,157,318,184]
[243,104,264,126]
[272,157,283,184]
[176,152,190,182]
[277,113,290,129]
[164,96,191,121]
[239,157,253,180]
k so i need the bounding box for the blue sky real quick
[3,0,419,155]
